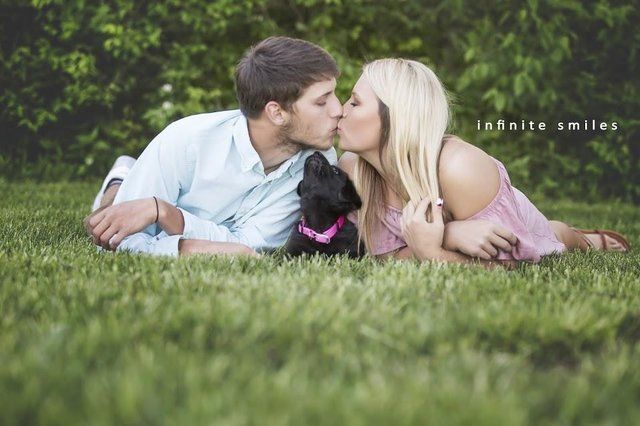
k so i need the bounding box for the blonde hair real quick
[353,59,450,253]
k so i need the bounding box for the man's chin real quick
[319,139,335,151]
[298,140,333,152]
[321,134,338,150]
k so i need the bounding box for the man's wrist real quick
[156,198,167,224]
[145,197,156,224]
[154,199,185,235]
[178,238,188,254]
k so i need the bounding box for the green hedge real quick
[1,0,638,201]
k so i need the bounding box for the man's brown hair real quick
[235,37,339,119]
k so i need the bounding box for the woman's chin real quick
[337,137,349,151]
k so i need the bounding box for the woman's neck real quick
[358,149,403,208]
[358,149,386,179]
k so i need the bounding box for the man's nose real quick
[340,101,351,117]
[329,98,343,118]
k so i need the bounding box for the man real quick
[84,36,342,256]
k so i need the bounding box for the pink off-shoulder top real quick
[348,157,566,262]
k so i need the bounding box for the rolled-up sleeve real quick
[175,146,337,250]
[178,207,238,242]
[112,129,337,255]
[176,179,299,251]
[113,121,233,256]
[116,233,184,257]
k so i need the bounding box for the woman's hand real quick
[401,198,445,260]
[443,220,517,259]
[84,198,157,251]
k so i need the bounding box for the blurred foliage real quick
[0,0,638,201]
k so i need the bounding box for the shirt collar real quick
[232,114,261,172]
[232,114,303,179]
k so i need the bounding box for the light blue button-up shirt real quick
[112,109,337,256]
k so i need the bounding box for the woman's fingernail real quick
[436,197,443,206]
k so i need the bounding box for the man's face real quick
[281,78,343,151]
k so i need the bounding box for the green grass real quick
[1,181,639,425]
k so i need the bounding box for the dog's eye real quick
[331,167,339,175]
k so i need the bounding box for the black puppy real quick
[284,151,364,257]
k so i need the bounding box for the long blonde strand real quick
[354,59,450,252]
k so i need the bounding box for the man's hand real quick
[443,219,517,260]
[83,198,157,251]
[178,239,261,257]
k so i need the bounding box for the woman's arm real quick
[443,219,517,259]
[437,137,501,220]
[380,244,515,269]
[400,191,517,269]
[338,148,516,260]
[402,246,516,269]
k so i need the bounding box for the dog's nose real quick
[306,151,323,166]
[309,151,324,163]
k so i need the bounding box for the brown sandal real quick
[571,228,631,252]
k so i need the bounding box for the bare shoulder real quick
[439,136,491,169]
[438,136,501,220]
[337,151,359,180]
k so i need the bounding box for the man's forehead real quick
[301,78,337,97]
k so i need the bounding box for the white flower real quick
[162,101,173,110]
[161,83,173,93]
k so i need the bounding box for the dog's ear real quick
[340,179,362,209]
[296,181,302,196]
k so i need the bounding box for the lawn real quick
[1,181,639,425]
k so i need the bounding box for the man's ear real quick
[264,101,288,126]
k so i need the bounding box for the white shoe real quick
[91,155,137,212]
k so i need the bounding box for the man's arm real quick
[163,147,337,250]
[178,239,259,257]
[89,119,238,256]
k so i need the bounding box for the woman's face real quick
[337,75,382,154]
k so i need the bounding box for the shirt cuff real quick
[115,232,184,257]
[178,207,200,239]
[150,234,183,257]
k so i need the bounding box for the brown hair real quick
[235,37,339,119]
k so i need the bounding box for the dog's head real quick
[297,151,362,218]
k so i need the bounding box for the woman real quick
[337,59,629,265]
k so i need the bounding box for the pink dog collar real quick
[298,215,346,244]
